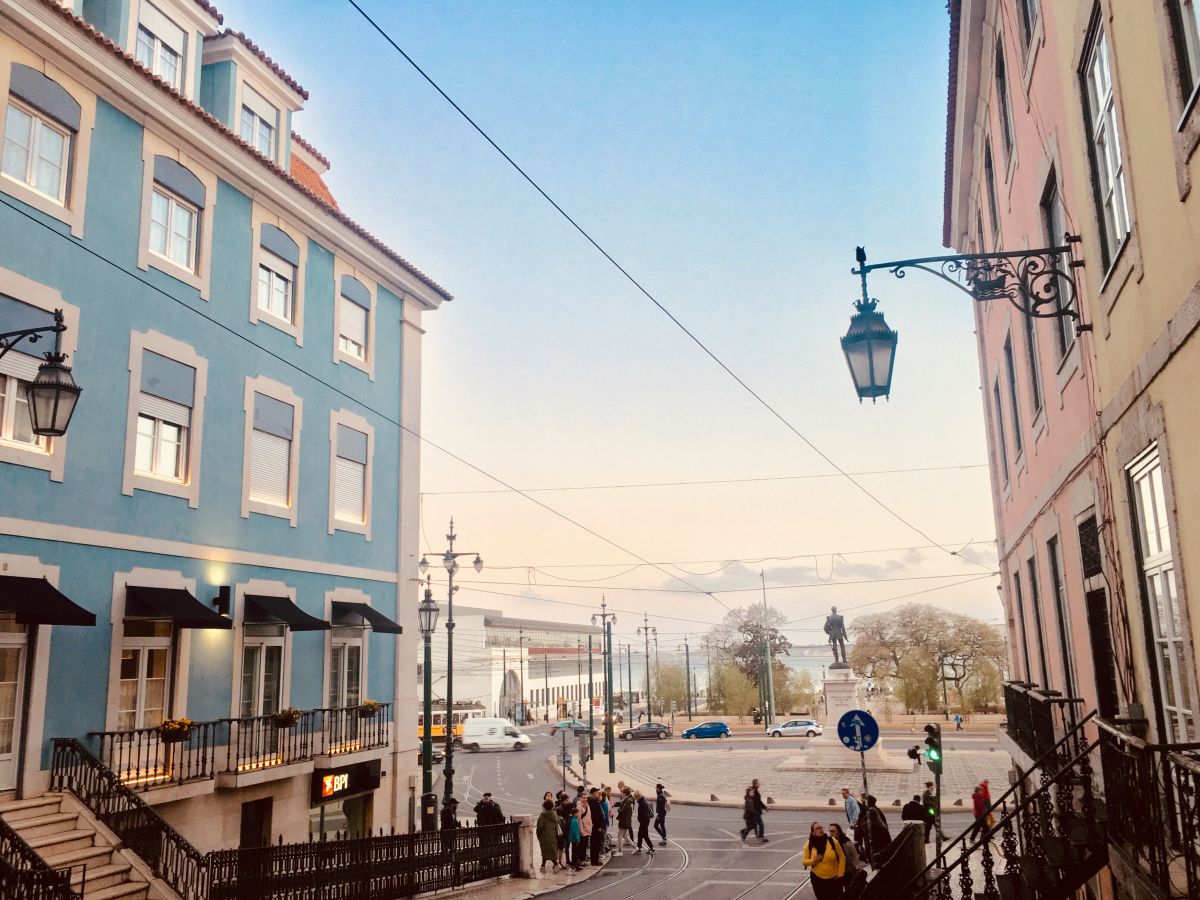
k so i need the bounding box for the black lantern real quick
[418,584,439,636]
[841,298,898,403]
[25,353,82,437]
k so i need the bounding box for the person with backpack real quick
[803,821,846,899]
[865,794,891,864]
[654,783,670,846]
[635,791,655,854]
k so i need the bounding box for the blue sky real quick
[231,1,1000,651]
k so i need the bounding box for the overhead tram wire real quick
[448,571,997,593]
[0,193,732,614]
[345,0,994,571]
[421,463,990,495]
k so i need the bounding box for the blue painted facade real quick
[0,0,445,841]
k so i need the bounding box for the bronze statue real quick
[824,606,849,667]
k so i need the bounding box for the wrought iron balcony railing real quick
[1098,718,1200,898]
[91,703,393,789]
[1003,680,1084,761]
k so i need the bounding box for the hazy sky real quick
[232,2,1001,663]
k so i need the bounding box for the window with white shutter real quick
[134,350,194,482]
[249,392,293,508]
[334,424,367,523]
[337,276,370,362]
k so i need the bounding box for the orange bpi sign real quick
[310,759,381,806]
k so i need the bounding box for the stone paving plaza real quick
[613,743,1013,810]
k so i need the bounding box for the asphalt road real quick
[447,723,983,900]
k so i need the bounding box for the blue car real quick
[682,721,731,740]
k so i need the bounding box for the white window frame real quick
[328,409,373,539]
[117,626,172,732]
[332,263,377,380]
[148,186,197,271]
[105,568,194,734]
[134,413,186,481]
[249,212,306,342]
[241,375,303,526]
[258,254,294,324]
[1,100,69,204]
[122,331,208,507]
[0,65,94,237]
[239,83,277,159]
[136,133,215,297]
[0,371,46,454]
[323,588,373,714]
[0,269,78,481]
[1129,447,1196,742]
[1084,28,1131,269]
[132,2,186,91]
[229,581,295,721]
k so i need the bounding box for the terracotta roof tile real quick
[191,0,223,24]
[31,0,452,301]
[208,29,308,101]
[291,154,338,210]
[290,131,329,169]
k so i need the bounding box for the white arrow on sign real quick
[849,714,865,750]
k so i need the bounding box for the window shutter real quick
[339,296,367,347]
[242,84,278,126]
[253,393,293,439]
[139,393,190,427]
[334,456,365,521]
[0,349,41,383]
[249,429,290,505]
[140,1,186,53]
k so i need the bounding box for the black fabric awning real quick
[126,585,231,629]
[331,601,402,634]
[245,594,329,631]
[0,576,95,626]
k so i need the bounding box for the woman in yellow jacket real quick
[803,822,846,898]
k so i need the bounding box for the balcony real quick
[1001,680,1084,767]
[1098,718,1200,899]
[90,704,392,796]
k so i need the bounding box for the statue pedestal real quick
[788,670,914,773]
[823,667,860,726]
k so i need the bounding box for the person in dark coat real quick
[537,800,562,873]
[865,794,891,864]
[635,791,655,854]
[901,795,926,825]
[474,793,504,826]
[616,788,635,855]
[748,779,768,842]
[654,783,669,846]
[921,781,937,843]
[739,786,756,841]
[588,788,607,865]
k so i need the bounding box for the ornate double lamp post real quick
[842,241,1087,402]
[418,577,439,830]
[418,520,483,827]
[0,308,82,436]
[592,597,617,773]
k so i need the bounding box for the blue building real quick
[0,0,447,855]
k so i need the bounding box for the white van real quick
[461,718,532,752]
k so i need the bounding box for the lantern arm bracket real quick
[851,239,1091,330]
[0,309,66,362]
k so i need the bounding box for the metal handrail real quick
[315,702,392,756]
[0,816,81,899]
[90,720,221,790]
[900,707,1098,895]
[50,738,209,900]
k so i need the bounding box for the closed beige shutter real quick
[249,429,290,506]
[334,456,365,522]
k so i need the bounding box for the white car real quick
[767,719,823,737]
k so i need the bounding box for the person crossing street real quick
[654,783,670,846]
[635,791,655,854]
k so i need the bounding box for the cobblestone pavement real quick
[614,746,1012,809]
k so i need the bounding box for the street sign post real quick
[837,709,879,798]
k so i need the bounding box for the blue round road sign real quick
[836,710,880,752]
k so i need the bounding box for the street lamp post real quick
[625,644,633,716]
[638,617,656,723]
[419,520,483,828]
[680,638,693,721]
[593,597,617,774]
[0,309,82,437]
[842,242,1086,402]
[418,578,439,830]
[652,632,660,719]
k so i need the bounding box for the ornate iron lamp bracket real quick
[852,237,1092,331]
[0,309,67,361]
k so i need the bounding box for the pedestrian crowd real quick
[534,780,672,875]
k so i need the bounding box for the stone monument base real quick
[823,669,861,726]
[779,740,915,773]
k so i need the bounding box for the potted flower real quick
[157,717,193,744]
[359,699,380,719]
[272,707,302,729]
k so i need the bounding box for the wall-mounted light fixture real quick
[212,585,231,618]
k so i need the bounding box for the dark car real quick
[602,712,624,725]
[417,745,445,764]
[619,722,672,741]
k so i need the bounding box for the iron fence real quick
[0,815,81,900]
[92,720,221,791]
[207,824,519,899]
[1098,718,1200,898]
[1003,681,1083,761]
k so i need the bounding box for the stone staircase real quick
[0,792,151,899]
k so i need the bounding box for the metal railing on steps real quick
[0,814,81,900]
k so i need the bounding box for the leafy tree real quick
[653,663,690,715]
[772,667,820,716]
[707,605,793,686]
[709,660,759,717]
[896,657,940,712]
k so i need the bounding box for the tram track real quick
[566,839,691,900]
[730,849,811,900]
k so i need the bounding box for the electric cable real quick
[345,0,994,570]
